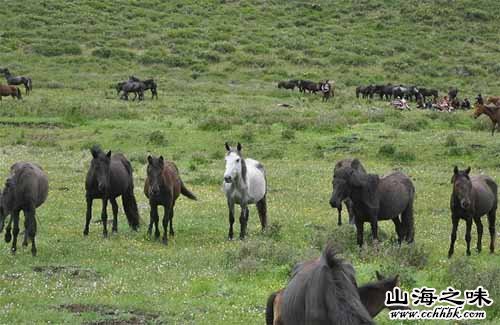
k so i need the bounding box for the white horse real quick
[223,142,267,239]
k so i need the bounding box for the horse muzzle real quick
[224,176,232,184]
[330,197,340,209]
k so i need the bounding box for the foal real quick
[223,142,267,239]
[144,155,197,245]
[449,166,497,257]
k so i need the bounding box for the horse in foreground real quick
[223,142,267,240]
[83,146,140,237]
[0,162,48,256]
[448,166,497,258]
[0,85,22,100]
[144,155,197,245]
[473,103,500,135]
[0,68,32,95]
[331,158,366,226]
[267,270,404,324]
[267,246,374,324]
[330,159,415,247]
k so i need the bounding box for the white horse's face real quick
[224,152,242,183]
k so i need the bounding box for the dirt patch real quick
[59,304,161,324]
[33,265,100,280]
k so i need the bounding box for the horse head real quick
[89,146,112,194]
[224,142,244,184]
[452,166,472,210]
[146,155,164,196]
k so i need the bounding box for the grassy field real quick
[1,0,500,324]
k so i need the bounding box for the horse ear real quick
[159,156,164,165]
[349,169,363,187]
[453,166,459,175]
[106,151,112,158]
[147,155,153,164]
[351,159,361,170]
[465,167,471,175]
[225,142,231,152]
[91,148,98,159]
[376,271,384,280]
[237,142,242,152]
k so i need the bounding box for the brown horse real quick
[144,155,197,245]
[473,103,500,135]
[266,271,404,324]
[486,96,500,106]
[449,166,497,258]
[0,85,22,100]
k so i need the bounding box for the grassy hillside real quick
[1,1,500,324]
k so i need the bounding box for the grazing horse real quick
[0,85,22,100]
[298,80,319,93]
[144,155,197,245]
[448,167,497,258]
[473,103,500,135]
[120,81,145,101]
[129,76,158,99]
[83,146,140,237]
[418,88,438,101]
[270,246,374,325]
[266,271,404,324]
[0,162,48,256]
[330,159,415,247]
[331,158,366,226]
[356,85,374,99]
[0,68,32,95]
[223,142,267,239]
[278,80,299,90]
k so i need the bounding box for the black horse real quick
[120,80,145,101]
[83,146,140,237]
[298,80,319,93]
[0,162,48,256]
[0,68,32,95]
[418,88,438,101]
[129,76,158,99]
[278,80,299,90]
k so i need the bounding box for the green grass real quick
[1,1,500,324]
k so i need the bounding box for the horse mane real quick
[232,149,247,183]
[90,145,103,158]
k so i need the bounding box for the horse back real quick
[10,162,48,208]
[245,158,266,203]
[162,161,181,200]
[377,172,414,218]
[109,154,133,197]
[471,175,497,216]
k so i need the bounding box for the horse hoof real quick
[32,250,37,257]
[83,230,89,236]
[466,251,471,256]
[22,241,28,247]
[103,232,108,238]
[5,233,11,243]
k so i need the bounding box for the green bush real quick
[32,42,82,56]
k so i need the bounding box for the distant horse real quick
[486,96,500,106]
[330,159,415,247]
[129,76,158,99]
[0,68,32,95]
[356,85,374,99]
[115,81,127,95]
[144,155,197,245]
[278,80,299,90]
[448,87,458,100]
[377,84,394,100]
[120,81,145,101]
[0,162,48,256]
[0,85,22,100]
[473,103,500,135]
[331,158,366,226]
[270,246,374,324]
[298,80,319,93]
[448,166,497,258]
[83,146,140,237]
[320,80,334,102]
[223,142,267,239]
[266,271,404,324]
[418,88,438,101]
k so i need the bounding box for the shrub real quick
[148,131,167,146]
[198,116,234,131]
[281,129,295,140]
[394,149,416,162]
[32,42,82,56]
[379,144,396,156]
[212,41,236,53]
[445,134,457,147]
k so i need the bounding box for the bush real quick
[198,116,234,131]
[394,149,416,162]
[148,131,167,146]
[379,144,396,156]
[281,129,295,140]
[32,42,82,56]
[445,134,457,147]
[395,118,429,131]
[212,41,236,53]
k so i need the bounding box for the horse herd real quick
[0,142,497,323]
[115,75,158,101]
[0,68,30,101]
[277,79,334,101]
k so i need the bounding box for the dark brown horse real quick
[0,85,22,100]
[486,96,500,106]
[473,103,500,135]
[0,162,48,256]
[83,146,140,237]
[330,159,415,247]
[268,246,374,325]
[144,155,197,245]
[449,166,497,258]
[331,158,366,226]
[267,271,404,324]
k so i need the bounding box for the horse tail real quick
[28,78,32,92]
[322,244,341,269]
[265,291,278,325]
[180,181,197,200]
[401,181,416,243]
[122,185,140,231]
[256,195,267,229]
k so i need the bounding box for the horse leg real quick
[110,198,119,233]
[346,199,356,225]
[149,203,160,239]
[4,216,12,243]
[370,215,379,244]
[83,196,93,236]
[162,202,173,245]
[393,217,403,245]
[168,203,175,236]
[11,210,20,254]
[448,216,459,258]
[401,202,415,243]
[473,216,483,253]
[227,200,235,240]
[101,198,109,238]
[256,196,267,231]
[337,205,342,226]
[488,209,496,253]
[356,219,364,247]
[23,205,37,256]
[239,205,249,240]
[22,215,29,247]
[465,217,473,256]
